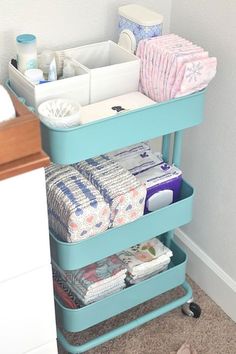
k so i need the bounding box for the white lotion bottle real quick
[16,34,38,74]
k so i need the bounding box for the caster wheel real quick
[182,302,201,318]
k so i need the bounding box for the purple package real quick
[134,162,182,213]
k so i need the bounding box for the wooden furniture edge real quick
[0,93,50,180]
[0,151,50,181]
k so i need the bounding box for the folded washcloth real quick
[45,164,110,242]
[126,264,169,285]
[53,268,82,308]
[52,255,127,305]
[118,237,172,283]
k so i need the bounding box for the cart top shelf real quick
[41,89,205,164]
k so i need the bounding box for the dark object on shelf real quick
[11,58,17,69]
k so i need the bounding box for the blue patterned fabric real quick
[118,15,162,45]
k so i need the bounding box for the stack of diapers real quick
[109,143,182,213]
[118,237,173,285]
[73,155,146,228]
[45,164,110,242]
[52,256,127,305]
[136,33,217,102]
[108,142,163,175]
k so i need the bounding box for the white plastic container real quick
[65,41,140,103]
[118,5,163,52]
[9,56,90,109]
[38,98,81,128]
[16,34,38,73]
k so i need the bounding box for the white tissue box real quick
[65,41,140,103]
[8,60,90,109]
[80,92,155,124]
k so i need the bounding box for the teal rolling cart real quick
[8,81,205,353]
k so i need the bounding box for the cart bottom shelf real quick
[57,280,192,354]
[55,238,188,332]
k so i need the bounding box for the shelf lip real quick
[54,239,186,332]
[41,89,205,133]
[0,151,50,181]
[41,89,206,164]
[50,179,194,270]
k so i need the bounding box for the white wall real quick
[171,1,236,319]
[0,0,171,84]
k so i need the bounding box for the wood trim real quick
[0,151,50,181]
[10,94,29,116]
[0,113,42,164]
[0,95,50,180]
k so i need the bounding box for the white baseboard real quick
[175,228,236,322]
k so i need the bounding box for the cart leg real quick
[162,134,171,162]
[57,281,193,354]
[165,230,174,249]
[172,131,183,167]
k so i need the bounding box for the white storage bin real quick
[65,40,140,103]
[8,58,90,109]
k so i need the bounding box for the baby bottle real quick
[16,34,38,73]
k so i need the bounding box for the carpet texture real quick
[58,277,236,354]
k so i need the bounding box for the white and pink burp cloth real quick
[73,155,146,228]
[45,164,110,243]
[136,33,217,102]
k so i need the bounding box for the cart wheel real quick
[182,302,201,318]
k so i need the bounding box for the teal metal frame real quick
[57,282,192,354]
[5,82,205,353]
[55,123,193,353]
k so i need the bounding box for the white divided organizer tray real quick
[66,40,140,103]
[8,58,90,109]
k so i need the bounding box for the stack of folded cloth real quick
[118,237,173,285]
[45,164,110,242]
[136,33,217,102]
[52,255,127,305]
[73,155,147,228]
[53,267,81,309]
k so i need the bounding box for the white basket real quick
[38,98,81,128]
[65,40,140,103]
[9,41,140,108]
[9,57,90,109]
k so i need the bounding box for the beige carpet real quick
[58,277,236,354]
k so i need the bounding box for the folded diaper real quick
[118,237,173,285]
[136,33,217,102]
[45,164,110,242]
[52,255,127,305]
[73,155,147,228]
